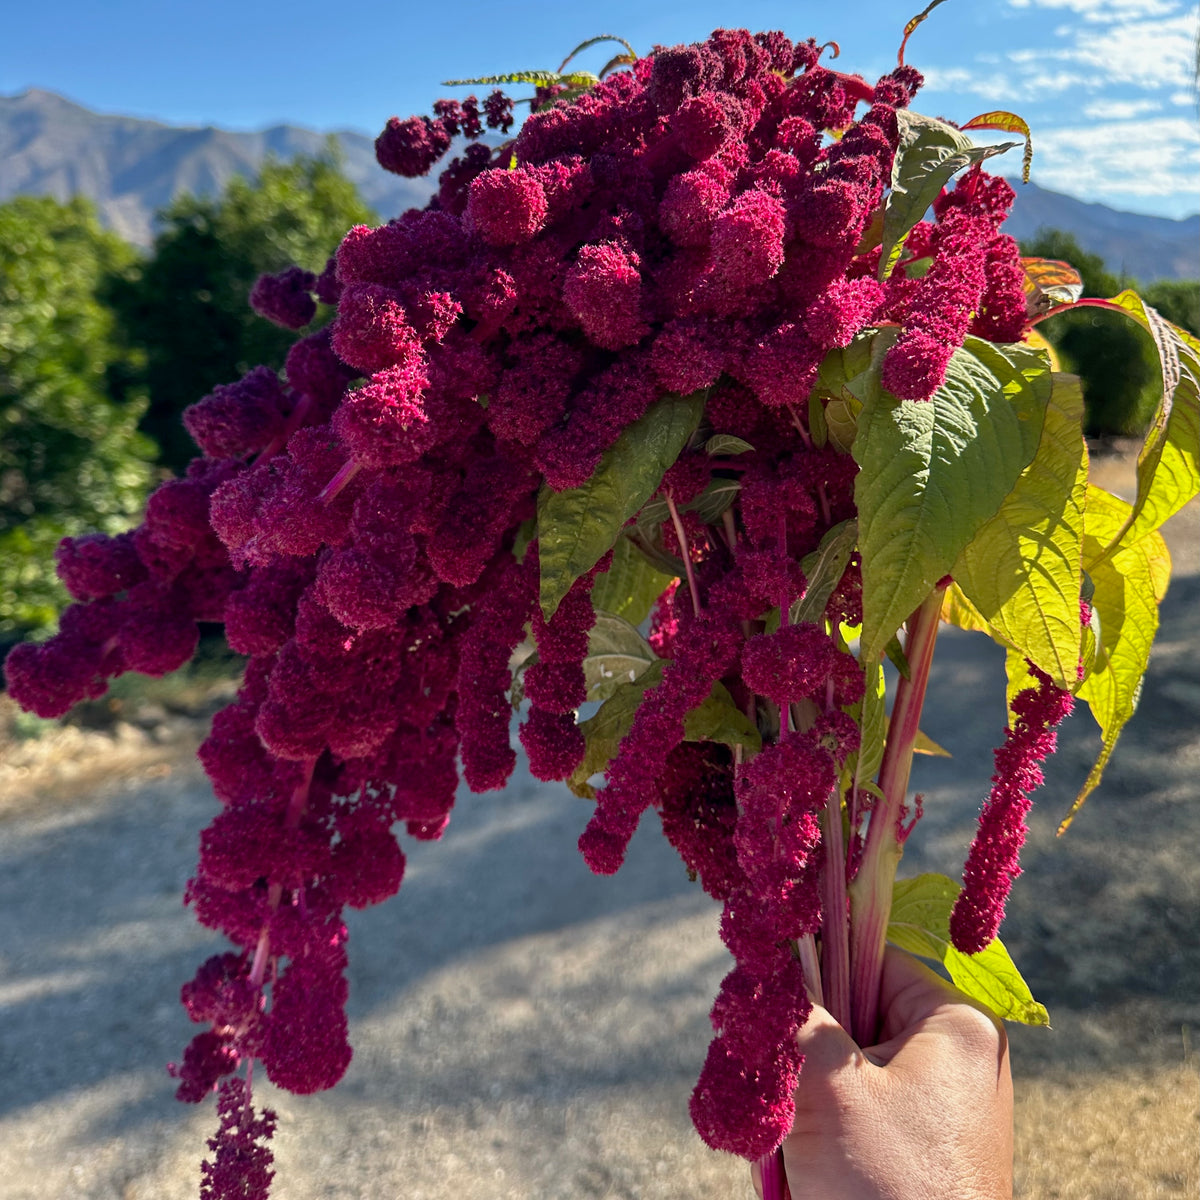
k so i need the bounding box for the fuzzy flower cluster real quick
[4,27,1038,1191]
[949,659,1074,954]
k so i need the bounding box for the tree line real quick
[0,156,1196,642]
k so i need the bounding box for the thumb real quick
[795,999,882,1073]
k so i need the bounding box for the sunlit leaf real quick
[1092,292,1200,555]
[963,111,1033,183]
[952,373,1088,688]
[854,337,1049,667]
[1061,486,1171,831]
[888,874,1049,1025]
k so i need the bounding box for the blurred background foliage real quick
[0,195,155,638]
[0,147,1196,653]
[0,151,374,646]
[1019,229,1200,437]
[108,148,376,472]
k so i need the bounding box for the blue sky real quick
[4,0,1198,217]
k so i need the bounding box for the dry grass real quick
[1015,1064,1200,1198]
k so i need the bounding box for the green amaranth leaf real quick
[705,434,755,457]
[913,729,950,757]
[582,610,657,702]
[1060,486,1171,831]
[537,390,705,620]
[880,111,1018,281]
[851,658,887,789]
[687,476,741,524]
[792,518,858,626]
[888,874,1049,1026]
[953,372,1088,688]
[854,337,1049,668]
[814,332,881,453]
[1093,292,1200,556]
[567,661,761,798]
[589,536,676,626]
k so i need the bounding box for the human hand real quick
[751,947,1013,1200]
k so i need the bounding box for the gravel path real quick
[0,467,1195,1200]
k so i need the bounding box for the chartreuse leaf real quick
[854,337,1049,668]
[913,730,950,757]
[582,611,657,702]
[888,874,1049,1026]
[941,581,992,636]
[952,373,1088,688]
[537,390,705,620]
[590,536,676,625]
[880,112,1018,281]
[1094,292,1200,555]
[567,661,760,798]
[961,111,1033,183]
[791,519,858,626]
[1060,486,1171,831]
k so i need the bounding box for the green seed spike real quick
[557,34,637,73]
[441,70,570,88]
[898,0,952,67]
[598,53,639,80]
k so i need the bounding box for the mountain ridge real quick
[3,87,1197,282]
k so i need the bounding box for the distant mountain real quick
[0,88,435,245]
[1001,180,1200,284]
[2,88,1197,282]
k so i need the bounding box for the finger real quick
[794,999,865,1075]
[875,945,964,1041]
[871,948,1009,1074]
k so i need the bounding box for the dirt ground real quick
[0,445,1196,1200]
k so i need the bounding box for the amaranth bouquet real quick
[6,14,1198,1199]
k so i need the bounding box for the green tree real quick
[0,196,155,640]
[110,149,376,471]
[1019,229,1160,437]
[1140,279,1200,338]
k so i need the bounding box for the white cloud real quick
[920,63,1096,101]
[1069,13,1199,88]
[1082,97,1163,117]
[1010,116,1200,201]
[1007,0,1182,20]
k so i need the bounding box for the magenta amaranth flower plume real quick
[8,18,1165,1200]
[950,662,1074,954]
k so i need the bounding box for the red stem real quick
[847,585,945,1045]
[665,491,701,618]
[758,1146,793,1200]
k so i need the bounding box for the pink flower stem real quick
[665,491,701,618]
[847,584,945,1046]
[819,780,851,1030]
[258,392,314,461]
[319,459,362,505]
[758,1146,793,1200]
[796,934,824,1008]
[248,758,317,989]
